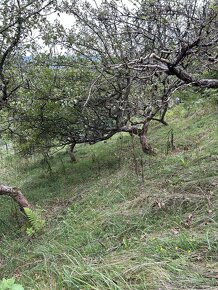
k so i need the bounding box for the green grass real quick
[0,97,218,289]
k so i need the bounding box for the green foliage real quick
[23,208,45,237]
[0,278,24,290]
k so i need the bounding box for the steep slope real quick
[0,95,217,289]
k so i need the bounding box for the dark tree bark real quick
[139,121,153,154]
[69,142,76,162]
[119,121,154,154]
[0,185,31,210]
[168,66,218,89]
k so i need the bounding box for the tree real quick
[6,52,178,158]
[52,0,217,152]
[0,0,56,210]
[4,0,217,160]
[47,0,181,152]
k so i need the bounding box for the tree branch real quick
[0,185,31,210]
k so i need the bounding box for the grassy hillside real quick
[0,95,218,289]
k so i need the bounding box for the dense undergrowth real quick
[0,95,218,289]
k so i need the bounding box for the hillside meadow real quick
[0,96,218,289]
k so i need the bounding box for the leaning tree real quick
[49,0,183,153]
[11,0,217,160]
[54,0,218,151]
[6,46,179,160]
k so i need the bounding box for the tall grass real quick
[0,99,217,289]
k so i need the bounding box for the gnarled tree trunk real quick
[69,142,76,162]
[0,185,30,210]
[120,122,154,154]
[139,121,153,154]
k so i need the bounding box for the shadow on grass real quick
[19,138,130,203]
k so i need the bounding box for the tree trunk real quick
[0,185,30,210]
[69,142,76,162]
[120,122,154,154]
[139,121,153,154]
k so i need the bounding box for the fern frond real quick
[24,207,45,236]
